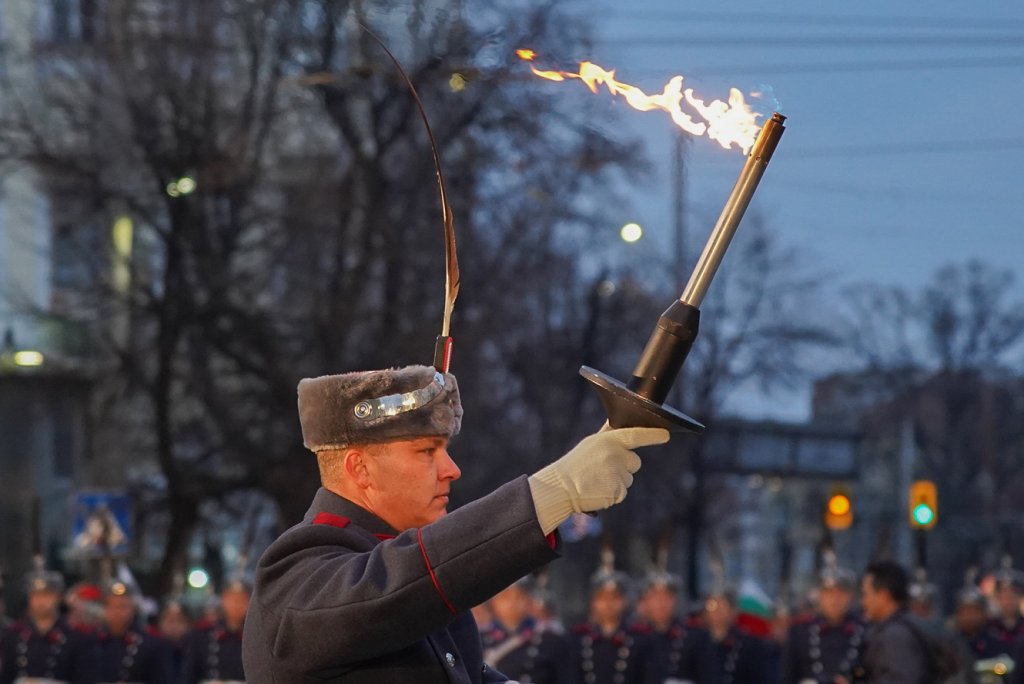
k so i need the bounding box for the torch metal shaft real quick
[680,112,787,307]
[580,112,787,431]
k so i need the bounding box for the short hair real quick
[864,560,909,603]
[316,443,390,485]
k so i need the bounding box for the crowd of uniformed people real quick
[473,559,1024,684]
[6,555,1024,683]
[0,566,248,684]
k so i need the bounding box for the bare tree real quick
[0,0,650,592]
[836,260,1024,597]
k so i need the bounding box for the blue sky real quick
[549,1,1024,417]
[557,1,1024,292]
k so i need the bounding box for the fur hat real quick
[297,365,462,451]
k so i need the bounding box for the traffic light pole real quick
[915,528,928,571]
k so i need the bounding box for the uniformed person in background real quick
[0,566,99,684]
[703,588,768,684]
[241,365,668,683]
[636,569,713,684]
[780,566,865,684]
[183,579,249,684]
[480,577,571,683]
[529,572,565,636]
[570,564,661,684]
[907,571,944,635]
[989,567,1024,648]
[155,599,191,682]
[949,585,1007,684]
[96,580,174,684]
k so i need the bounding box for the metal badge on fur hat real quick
[298,365,462,451]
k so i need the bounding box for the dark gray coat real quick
[242,476,560,683]
[863,611,927,684]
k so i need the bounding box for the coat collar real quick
[305,487,400,538]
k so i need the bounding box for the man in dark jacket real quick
[842,561,927,684]
[241,365,668,683]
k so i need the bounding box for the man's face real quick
[591,586,627,625]
[955,602,988,634]
[363,436,461,531]
[221,588,250,627]
[28,589,61,622]
[158,605,191,642]
[642,585,677,627]
[860,575,887,622]
[996,585,1021,620]
[819,585,853,623]
[491,584,531,629]
[704,595,735,634]
[104,594,136,634]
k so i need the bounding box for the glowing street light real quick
[620,222,643,243]
[12,350,44,367]
[187,568,210,589]
[166,176,197,198]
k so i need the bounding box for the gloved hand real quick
[527,426,670,535]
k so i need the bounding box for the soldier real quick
[949,585,1007,683]
[989,567,1024,647]
[570,566,661,684]
[480,578,571,683]
[637,570,713,684]
[529,572,565,636]
[155,599,191,683]
[183,579,249,684]
[96,580,174,684]
[780,566,865,684]
[0,566,99,684]
[703,589,768,684]
[241,364,670,682]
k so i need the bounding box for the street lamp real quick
[187,567,210,589]
[620,222,643,243]
[12,350,44,367]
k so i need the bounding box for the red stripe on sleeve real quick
[417,528,457,614]
[546,532,557,549]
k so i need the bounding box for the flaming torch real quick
[581,113,786,432]
[517,51,786,431]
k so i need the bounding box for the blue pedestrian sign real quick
[71,491,132,556]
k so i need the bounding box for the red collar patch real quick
[313,512,351,528]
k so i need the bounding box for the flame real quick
[517,51,762,153]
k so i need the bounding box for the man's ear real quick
[343,447,373,489]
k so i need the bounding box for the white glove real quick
[528,426,670,534]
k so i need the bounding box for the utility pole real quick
[673,131,704,601]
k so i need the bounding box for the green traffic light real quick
[912,503,934,526]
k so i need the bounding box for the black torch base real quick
[580,366,705,433]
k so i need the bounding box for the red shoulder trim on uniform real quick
[546,532,556,549]
[374,533,396,541]
[313,512,350,528]
[417,528,457,615]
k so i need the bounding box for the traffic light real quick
[824,488,854,530]
[909,480,937,529]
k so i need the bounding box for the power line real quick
[598,34,1024,48]
[678,55,1024,76]
[577,8,1024,32]
[782,139,1024,159]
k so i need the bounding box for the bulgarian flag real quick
[735,579,773,637]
